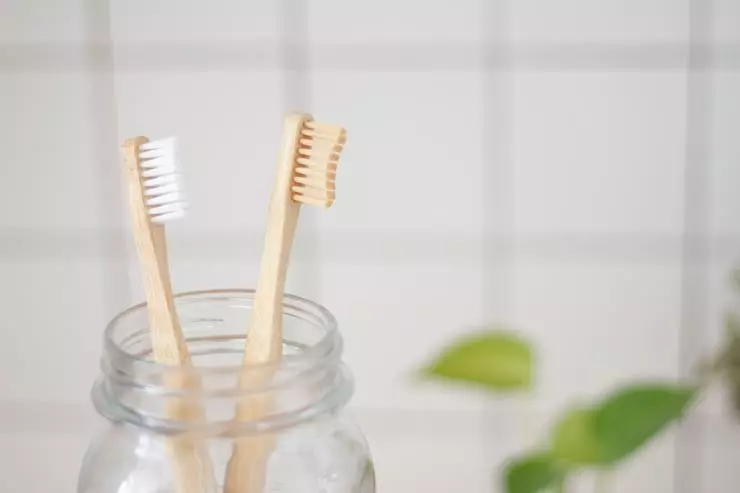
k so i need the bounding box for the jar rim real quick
[96,289,352,435]
[104,288,339,375]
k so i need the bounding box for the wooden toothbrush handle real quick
[224,435,273,493]
[223,113,308,493]
[122,137,218,493]
[223,367,280,493]
[223,210,299,492]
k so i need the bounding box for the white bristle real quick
[138,137,187,223]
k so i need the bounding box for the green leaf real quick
[550,407,605,465]
[504,453,567,493]
[552,384,698,467]
[594,383,697,463]
[421,331,533,390]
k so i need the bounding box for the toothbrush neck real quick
[259,197,301,296]
[248,193,302,363]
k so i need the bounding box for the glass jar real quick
[77,289,376,493]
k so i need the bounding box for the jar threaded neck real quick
[93,289,353,436]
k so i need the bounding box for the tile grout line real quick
[3,230,740,265]
[277,0,322,301]
[481,0,516,325]
[2,42,740,72]
[675,1,713,492]
[82,1,134,319]
[480,0,525,472]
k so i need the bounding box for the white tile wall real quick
[707,73,740,238]
[307,0,484,44]
[309,70,487,234]
[512,72,686,236]
[0,432,89,492]
[0,72,110,230]
[2,1,739,492]
[0,1,89,43]
[0,260,108,403]
[708,0,740,43]
[320,263,486,411]
[701,70,740,422]
[697,416,740,492]
[109,0,279,43]
[509,0,689,43]
[513,263,683,413]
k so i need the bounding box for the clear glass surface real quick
[77,290,376,493]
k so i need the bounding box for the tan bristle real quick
[295,169,336,182]
[291,184,335,198]
[301,129,346,141]
[293,194,332,207]
[303,121,346,135]
[298,138,344,153]
[296,159,338,173]
[294,175,336,190]
[297,147,342,160]
[291,120,345,208]
[291,185,335,203]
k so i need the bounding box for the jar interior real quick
[96,290,350,436]
[110,290,334,366]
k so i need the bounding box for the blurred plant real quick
[419,269,740,493]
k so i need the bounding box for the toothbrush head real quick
[291,119,347,208]
[137,137,188,224]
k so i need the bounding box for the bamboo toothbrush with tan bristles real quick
[122,136,218,493]
[223,113,347,493]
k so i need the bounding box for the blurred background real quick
[1,1,740,492]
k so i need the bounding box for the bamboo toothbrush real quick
[223,113,347,493]
[122,136,218,493]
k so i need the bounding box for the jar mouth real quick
[105,288,338,374]
[95,289,352,435]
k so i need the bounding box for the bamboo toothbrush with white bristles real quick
[122,136,218,493]
[223,113,347,493]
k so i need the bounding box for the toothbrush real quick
[122,136,218,493]
[223,113,347,493]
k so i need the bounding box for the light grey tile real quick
[0,432,89,492]
[0,260,113,404]
[510,0,689,43]
[512,72,686,236]
[109,0,279,43]
[309,70,486,235]
[318,262,486,411]
[0,72,113,229]
[697,414,740,493]
[708,73,740,238]
[307,0,484,44]
[353,406,542,491]
[513,262,683,413]
[708,0,740,44]
[0,0,88,43]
